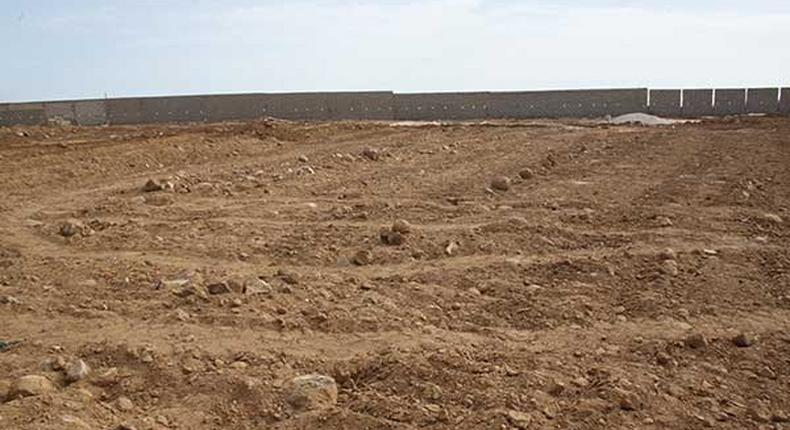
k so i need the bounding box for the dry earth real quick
[0,116,789,429]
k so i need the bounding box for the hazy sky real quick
[2,0,789,102]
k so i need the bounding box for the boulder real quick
[285,374,338,412]
[8,375,55,399]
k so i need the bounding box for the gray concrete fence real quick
[0,87,787,126]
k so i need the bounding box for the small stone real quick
[155,278,190,290]
[352,250,373,266]
[524,284,543,294]
[424,403,443,414]
[361,148,380,161]
[685,333,709,349]
[656,216,673,227]
[421,382,443,400]
[65,359,90,383]
[207,282,232,295]
[615,388,641,411]
[295,165,315,175]
[80,279,98,288]
[732,333,753,348]
[656,352,675,367]
[285,374,338,412]
[273,270,298,285]
[142,179,164,192]
[92,367,119,387]
[380,229,404,246]
[8,375,55,399]
[174,309,191,321]
[506,410,532,429]
[244,279,272,295]
[445,241,459,256]
[47,355,67,371]
[772,411,789,423]
[763,213,783,224]
[391,219,413,234]
[572,376,589,387]
[658,248,677,260]
[0,295,21,305]
[60,220,84,237]
[116,396,134,411]
[490,175,511,191]
[546,380,566,396]
[173,285,208,300]
[230,361,249,369]
[661,259,679,276]
[298,155,309,163]
[518,168,535,180]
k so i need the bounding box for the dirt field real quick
[1,116,789,430]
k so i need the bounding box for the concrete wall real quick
[106,98,144,125]
[682,89,714,117]
[263,93,330,121]
[74,100,107,125]
[648,89,682,117]
[782,88,790,114]
[489,89,647,119]
[714,89,746,116]
[0,102,47,126]
[205,94,268,121]
[326,92,394,120]
[136,95,202,123]
[747,88,779,114]
[394,92,491,120]
[44,102,77,124]
[1,87,787,127]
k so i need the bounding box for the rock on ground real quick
[285,374,338,412]
[391,219,413,234]
[518,168,535,180]
[733,333,754,347]
[380,228,404,246]
[8,375,56,399]
[352,250,373,266]
[685,333,709,349]
[59,219,84,237]
[65,359,91,383]
[361,148,380,161]
[207,282,233,295]
[142,179,164,192]
[490,176,511,192]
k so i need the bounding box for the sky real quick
[1,0,789,102]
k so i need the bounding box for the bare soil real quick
[1,116,789,429]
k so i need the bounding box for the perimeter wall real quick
[0,87,786,126]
